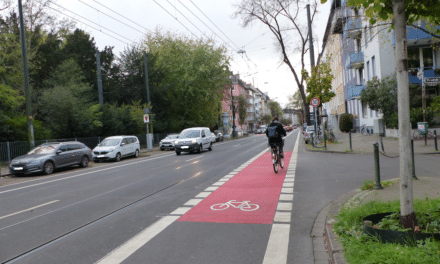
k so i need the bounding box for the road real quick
[1,129,439,264]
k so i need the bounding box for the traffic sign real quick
[310,97,320,107]
[143,114,149,123]
[425,77,440,86]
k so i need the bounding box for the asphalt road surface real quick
[1,129,438,264]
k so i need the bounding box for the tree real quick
[324,0,440,229]
[234,0,319,126]
[361,75,398,128]
[142,29,230,132]
[288,90,303,110]
[38,59,101,138]
[237,94,247,126]
[267,100,283,118]
[302,58,335,104]
[280,117,292,125]
[262,114,272,124]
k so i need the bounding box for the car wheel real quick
[43,161,54,175]
[176,151,181,155]
[196,144,201,153]
[115,153,121,162]
[160,148,164,151]
[208,142,212,151]
[79,156,89,168]
[134,149,139,158]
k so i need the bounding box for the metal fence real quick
[304,129,439,156]
[0,133,172,162]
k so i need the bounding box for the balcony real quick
[346,84,366,100]
[331,6,348,35]
[346,51,364,69]
[344,17,362,39]
[392,25,440,47]
[408,67,440,84]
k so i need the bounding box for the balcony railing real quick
[346,84,366,100]
[331,6,349,34]
[408,67,440,84]
[393,25,440,47]
[344,17,362,39]
[346,51,364,69]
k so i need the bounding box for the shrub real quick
[410,107,435,128]
[339,113,353,132]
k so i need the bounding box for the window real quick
[201,130,205,137]
[362,102,368,118]
[369,25,374,40]
[376,110,379,117]
[407,48,420,69]
[422,47,433,68]
[364,26,368,47]
[366,61,370,80]
[371,56,376,77]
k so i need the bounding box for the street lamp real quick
[230,76,236,137]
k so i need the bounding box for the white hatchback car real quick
[92,136,140,162]
[174,127,213,155]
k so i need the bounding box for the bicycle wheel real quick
[240,203,260,211]
[313,135,325,148]
[361,128,369,136]
[279,155,284,169]
[211,203,229,210]
[413,130,421,140]
[273,151,279,173]
[329,132,336,142]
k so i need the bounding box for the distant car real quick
[214,132,224,142]
[174,127,213,155]
[9,142,92,175]
[255,129,264,134]
[303,126,315,144]
[93,136,140,162]
[160,134,179,150]
[211,132,216,144]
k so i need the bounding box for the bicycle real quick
[327,128,336,142]
[312,133,325,148]
[412,130,434,140]
[210,200,259,211]
[270,143,284,173]
[360,124,371,136]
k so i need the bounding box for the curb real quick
[313,188,361,264]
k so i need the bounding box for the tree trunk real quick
[393,0,417,229]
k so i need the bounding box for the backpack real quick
[267,126,278,138]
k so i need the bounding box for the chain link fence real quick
[0,133,174,162]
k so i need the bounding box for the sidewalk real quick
[306,130,440,155]
[321,176,440,264]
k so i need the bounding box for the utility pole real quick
[144,51,152,150]
[307,4,318,130]
[96,50,104,105]
[231,83,236,137]
[18,0,34,149]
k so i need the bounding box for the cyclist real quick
[266,117,287,158]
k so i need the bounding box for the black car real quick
[9,142,92,175]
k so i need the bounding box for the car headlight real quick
[191,139,197,144]
[174,140,179,145]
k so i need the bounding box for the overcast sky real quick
[47,0,331,107]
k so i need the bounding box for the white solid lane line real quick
[95,216,180,264]
[0,200,59,220]
[0,154,176,195]
[262,224,291,264]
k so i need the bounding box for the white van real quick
[174,127,213,155]
[92,136,140,162]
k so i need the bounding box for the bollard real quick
[435,130,438,151]
[349,132,352,151]
[373,143,383,189]
[324,133,327,150]
[411,139,418,179]
[379,134,384,152]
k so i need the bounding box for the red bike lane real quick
[177,151,292,224]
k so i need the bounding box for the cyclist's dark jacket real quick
[266,121,286,145]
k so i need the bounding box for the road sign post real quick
[310,97,321,135]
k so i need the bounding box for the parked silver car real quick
[303,126,315,144]
[160,134,179,150]
[92,136,140,162]
[9,142,92,175]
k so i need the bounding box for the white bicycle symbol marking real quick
[210,200,259,211]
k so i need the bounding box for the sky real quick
[40,0,331,107]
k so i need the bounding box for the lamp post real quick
[231,82,236,137]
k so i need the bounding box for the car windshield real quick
[179,130,200,138]
[28,145,56,155]
[165,135,178,140]
[307,126,315,131]
[100,139,120,146]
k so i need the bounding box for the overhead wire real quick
[152,0,199,39]
[165,0,210,39]
[91,0,152,33]
[46,5,131,45]
[77,0,148,35]
[49,2,134,43]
